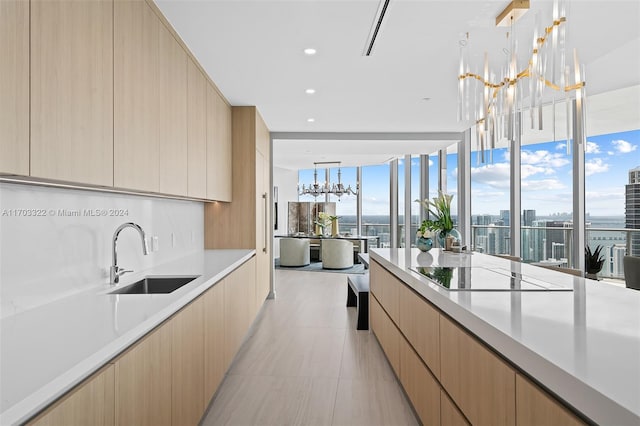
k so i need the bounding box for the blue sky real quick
[298,129,639,218]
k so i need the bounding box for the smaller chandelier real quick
[298,162,359,198]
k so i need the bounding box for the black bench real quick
[347,273,370,330]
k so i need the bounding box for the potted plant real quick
[585,245,605,280]
[315,212,332,236]
[415,191,460,248]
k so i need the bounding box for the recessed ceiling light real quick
[305,88,316,94]
[422,97,431,101]
[307,118,315,123]
[303,48,317,56]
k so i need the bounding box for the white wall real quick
[0,183,204,317]
[272,167,298,258]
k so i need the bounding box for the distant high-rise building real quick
[523,210,536,226]
[500,210,510,226]
[474,215,493,252]
[626,166,640,256]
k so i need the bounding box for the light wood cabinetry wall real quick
[3,0,234,201]
[205,106,271,307]
[0,0,29,175]
[114,0,160,193]
[30,0,113,186]
[158,23,188,196]
[114,323,172,426]
[370,258,586,426]
[206,84,233,201]
[187,58,208,199]
[171,298,204,426]
[515,374,584,426]
[27,365,115,426]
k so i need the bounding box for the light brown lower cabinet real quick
[370,294,400,375]
[399,336,441,426]
[439,314,516,426]
[224,257,257,368]
[203,277,226,406]
[27,364,115,426]
[171,298,204,426]
[440,390,469,426]
[114,323,172,426]
[515,374,585,426]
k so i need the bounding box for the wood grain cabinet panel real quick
[440,390,469,426]
[187,58,208,199]
[224,258,257,368]
[171,298,204,426]
[114,0,160,193]
[28,365,115,426]
[158,22,188,196]
[398,282,440,380]
[439,314,516,426]
[30,0,113,185]
[0,0,29,175]
[206,84,232,201]
[516,374,584,426]
[114,324,172,426]
[399,336,440,426]
[203,280,226,406]
[370,295,400,376]
[370,260,400,324]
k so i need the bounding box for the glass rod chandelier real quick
[298,162,359,198]
[458,0,586,163]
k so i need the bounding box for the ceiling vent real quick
[363,0,391,56]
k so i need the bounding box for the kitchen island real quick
[369,248,639,425]
[0,249,256,425]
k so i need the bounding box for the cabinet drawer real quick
[439,314,515,426]
[399,336,440,426]
[516,374,584,426]
[370,260,400,324]
[370,294,400,376]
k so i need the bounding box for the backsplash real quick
[0,182,204,317]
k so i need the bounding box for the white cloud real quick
[612,139,637,154]
[429,159,434,167]
[471,163,511,189]
[585,141,601,154]
[521,150,570,169]
[521,179,566,191]
[585,158,609,176]
[555,143,566,151]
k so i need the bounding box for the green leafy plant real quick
[415,191,454,233]
[585,245,605,274]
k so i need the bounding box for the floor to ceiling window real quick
[361,163,391,246]
[328,166,358,234]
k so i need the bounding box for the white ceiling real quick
[156,0,640,169]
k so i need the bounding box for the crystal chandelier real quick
[458,0,586,163]
[298,162,359,198]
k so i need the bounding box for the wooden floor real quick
[201,269,418,426]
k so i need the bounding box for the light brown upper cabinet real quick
[158,23,188,196]
[206,84,232,201]
[187,59,207,199]
[114,0,160,193]
[30,0,113,186]
[0,0,31,176]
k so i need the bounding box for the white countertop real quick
[370,248,640,426]
[0,249,255,426]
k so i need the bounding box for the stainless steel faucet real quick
[110,222,150,284]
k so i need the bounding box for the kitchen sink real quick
[109,276,200,294]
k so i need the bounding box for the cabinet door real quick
[115,324,171,426]
[0,0,29,175]
[187,59,207,199]
[171,298,204,426]
[30,0,113,186]
[114,0,160,192]
[370,260,400,324]
[399,282,440,379]
[224,258,257,368]
[516,374,584,426]
[370,295,400,375]
[28,365,115,426]
[439,314,516,426]
[255,149,270,308]
[204,280,225,405]
[206,84,232,201]
[158,23,188,196]
[399,337,440,426]
[440,390,469,426]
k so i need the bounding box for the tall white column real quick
[404,155,412,248]
[572,99,586,272]
[458,130,472,247]
[390,159,398,248]
[510,112,522,258]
